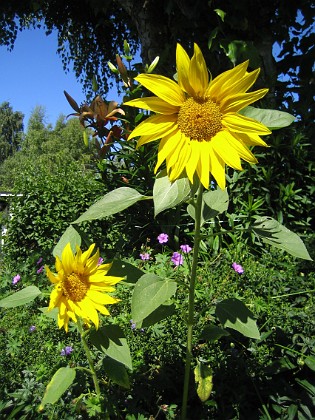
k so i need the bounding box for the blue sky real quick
[0,27,119,129]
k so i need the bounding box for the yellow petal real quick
[127,114,177,140]
[61,243,74,275]
[236,132,268,147]
[169,141,191,180]
[176,43,195,96]
[222,113,271,135]
[46,266,59,284]
[227,132,259,163]
[199,142,211,189]
[93,302,110,316]
[124,97,178,114]
[48,286,63,309]
[207,61,248,99]
[78,297,99,329]
[220,89,269,113]
[136,123,178,148]
[135,74,185,106]
[189,43,209,96]
[155,130,182,172]
[185,140,201,183]
[87,289,119,305]
[209,147,226,190]
[218,68,260,100]
[211,131,243,170]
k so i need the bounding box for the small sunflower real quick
[124,43,271,189]
[46,243,123,332]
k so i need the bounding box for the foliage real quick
[0,101,24,163]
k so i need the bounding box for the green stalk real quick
[77,320,101,398]
[181,183,203,419]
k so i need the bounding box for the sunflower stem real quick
[181,183,203,419]
[77,320,101,398]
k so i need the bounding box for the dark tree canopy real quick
[0,0,314,142]
[0,102,24,163]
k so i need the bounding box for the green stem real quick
[77,320,101,398]
[181,183,203,419]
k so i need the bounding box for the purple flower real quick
[37,265,44,274]
[130,320,136,330]
[140,252,150,261]
[171,252,183,266]
[157,233,168,244]
[12,274,21,285]
[180,244,192,254]
[60,346,73,356]
[36,257,43,265]
[97,257,104,266]
[29,325,36,332]
[232,262,244,274]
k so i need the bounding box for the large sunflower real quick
[124,43,271,189]
[46,243,123,332]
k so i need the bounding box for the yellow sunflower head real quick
[45,243,124,332]
[124,43,271,189]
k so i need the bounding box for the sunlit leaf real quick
[251,216,312,260]
[90,325,132,370]
[188,188,229,225]
[0,286,41,308]
[153,170,191,216]
[240,106,295,130]
[39,367,76,411]
[215,298,260,339]
[53,225,81,258]
[131,274,177,323]
[194,361,213,402]
[73,187,149,223]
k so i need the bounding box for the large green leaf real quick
[188,188,229,226]
[39,367,76,411]
[107,259,144,284]
[103,358,130,389]
[140,303,176,328]
[215,298,260,339]
[200,324,230,342]
[240,106,295,130]
[0,286,41,308]
[153,170,192,216]
[73,187,149,223]
[131,274,177,323]
[89,325,132,370]
[194,361,213,402]
[251,216,312,260]
[53,225,81,258]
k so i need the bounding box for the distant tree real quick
[0,101,24,163]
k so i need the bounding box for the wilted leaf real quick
[194,361,213,402]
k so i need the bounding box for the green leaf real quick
[131,274,177,323]
[53,225,81,258]
[140,303,176,328]
[240,106,295,130]
[39,367,76,411]
[251,216,312,260]
[295,378,315,397]
[90,325,132,370]
[305,356,315,372]
[0,286,41,308]
[194,361,213,402]
[103,358,130,389]
[200,324,230,342]
[153,170,191,216]
[188,188,229,226]
[107,259,144,284]
[215,298,260,339]
[73,187,148,223]
[214,8,226,21]
[39,307,59,321]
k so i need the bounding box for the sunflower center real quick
[62,273,89,302]
[177,97,222,141]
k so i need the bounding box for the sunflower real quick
[124,43,271,189]
[46,243,124,332]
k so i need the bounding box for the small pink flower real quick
[180,244,192,253]
[12,274,21,285]
[171,252,183,266]
[140,252,150,261]
[37,266,44,274]
[232,262,244,274]
[97,257,104,266]
[29,325,36,332]
[157,233,168,244]
[36,257,43,265]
